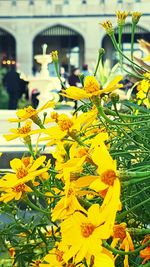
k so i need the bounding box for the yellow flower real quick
[39,247,65,267]
[89,133,118,192]
[111,223,134,267]
[0,156,48,188]
[61,204,114,263]
[132,12,142,24]
[92,252,115,267]
[3,121,42,142]
[41,108,98,146]
[0,183,32,203]
[57,114,74,131]
[52,182,86,221]
[51,50,58,62]
[61,75,123,100]
[142,54,150,62]
[140,247,150,264]
[116,11,129,26]
[100,20,114,35]
[55,156,86,182]
[8,101,54,124]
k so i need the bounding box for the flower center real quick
[113,224,126,240]
[55,249,63,262]
[16,167,28,179]
[18,124,31,134]
[101,169,116,186]
[51,111,59,120]
[22,157,31,167]
[13,184,26,193]
[58,115,73,131]
[84,77,100,94]
[81,223,95,238]
[68,188,74,196]
[25,106,35,116]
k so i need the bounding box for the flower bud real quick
[100,20,114,36]
[51,50,58,62]
[116,11,129,26]
[132,12,142,24]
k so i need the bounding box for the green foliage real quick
[0,68,9,109]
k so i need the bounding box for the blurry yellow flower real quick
[61,75,123,100]
[136,77,150,108]
[0,156,48,188]
[9,247,16,258]
[0,183,32,203]
[57,114,74,131]
[39,247,64,267]
[4,121,42,142]
[8,101,54,124]
[41,108,98,146]
[142,54,150,62]
[100,20,114,35]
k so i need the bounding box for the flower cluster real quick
[0,11,150,267]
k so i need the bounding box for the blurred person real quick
[81,64,90,77]
[68,67,82,109]
[68,67,81,87]
[3,65,21,110]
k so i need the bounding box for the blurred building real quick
[0,0,149,75]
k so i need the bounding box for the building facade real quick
[0,0,149,75]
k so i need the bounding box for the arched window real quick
[33,25,84,74]
[0,28,16,68]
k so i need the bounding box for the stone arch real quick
[0,27,16,68]
[32,23,85,74]
[32,21,85,42]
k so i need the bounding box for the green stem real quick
[83,258,88,267]
[54,62,66,89]
[129,228,150,236]
[119,170,150,180]
[104,107,150,119]
[122,176,150,186]
[118,24,123,68]
[93,48,105,76]
[95,99,150,127]
[111,33,147,74]
[117,197,150,221]
[111,150,149,156]
[25,196,50,215]
[131,23,136,61]
[27,141,36,159]
[103,239,150,256]
[122,185,150,203]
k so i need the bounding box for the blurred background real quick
[0,0,149,75]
